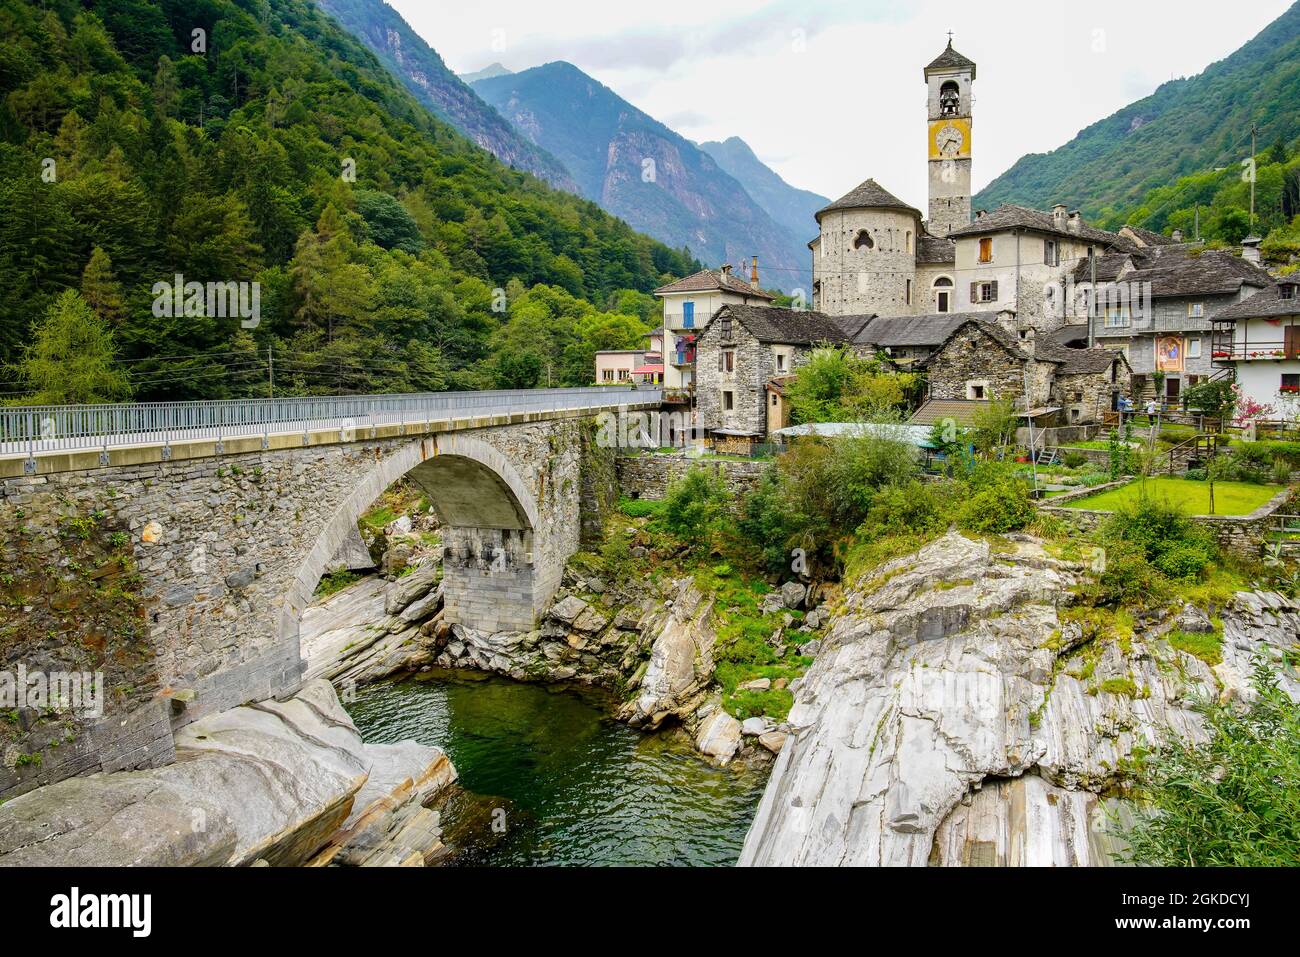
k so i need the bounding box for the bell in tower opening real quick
[939,81,960,117]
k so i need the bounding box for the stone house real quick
[918,317,1132,425]
[695,305,865,446]
[1070,243,1271,404]
[653,264,774,392]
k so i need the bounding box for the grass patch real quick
[1060,477,1281,516]
[1167,626,1224,666]
[315,569,362,597]
[616,497,664,519]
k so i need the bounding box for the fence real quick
[0,387,662,459]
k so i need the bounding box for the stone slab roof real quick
[1213,280,1300,321]
[924,40,976,78]
[855,313,980,348]
[712,304,861,345]
[654,268,775,300]
[1120,224,1179,247]
[950,204,1134,250]
[816,178,921,221]
[917,235,956,264]
[1072,245,1272,299]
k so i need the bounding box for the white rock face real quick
[739,531,1300,867]
[622,581,716,729]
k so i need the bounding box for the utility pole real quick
[1250,122,1259,232]
[267,345,274,399]
[1194,205,1200,242]
[1087,245,1097,349]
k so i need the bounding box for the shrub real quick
[661,467,730,550]
[1096,493,1218,600]
[1151,538,1216,582]
[1095,539,1169,606]
[1183,467,1207,481]
[957,480,1035,534]
[1273,456,1293,485]
[617,497,664,519]
[1116,660,1300,866]
[1062,451,1088,469]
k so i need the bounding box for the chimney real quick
[1067,210,1082,234]
[1021,326,1036,356]
[975,209,987,220]
[1241,234,1262,264]
[1171,228,1183,243]
[750,255,759,290]
[720,263,732,278]
[1052,204,1068,230]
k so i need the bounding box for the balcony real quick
[670,351,696,367]
[1211,339,1298,363]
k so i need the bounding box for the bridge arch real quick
[282,433,543,646]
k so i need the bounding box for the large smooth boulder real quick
[695,710,742,765]
[621,581,716,729]
[0,680,454,867]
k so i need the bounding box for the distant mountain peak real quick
[459,62,512,84]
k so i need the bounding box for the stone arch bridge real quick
[0,388,657,789]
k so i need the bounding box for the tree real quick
[786,347,917,423]
[1116,660,1300,866]
[15,289,132,404]
[80,247,127,327]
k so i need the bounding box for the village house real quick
[1211,276,1300,420]
[594,331,665,385]
[1070,242,1271,405]
[685,37,1260,446]
[651,262,774,394]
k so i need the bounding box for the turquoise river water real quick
[346,671,769,866]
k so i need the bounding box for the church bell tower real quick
[924,37,975,236]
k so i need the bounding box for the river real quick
[346,670,768,866]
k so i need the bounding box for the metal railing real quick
[0,387,662,459]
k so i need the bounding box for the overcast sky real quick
[389,0,1292,211]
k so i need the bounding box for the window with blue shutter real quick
[682,301,695,328]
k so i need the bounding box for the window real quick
[1104,303,1130,328]
[1044,239,1059,267]
[722,390,735,411]
[1280,285,1295,301]
[775,351,786,372]
[618,369,629,381]
[968,383,986,400]
[854,229,874,251]
[771,394,779,406]
[601,369,614,382]
[1282,372,1300,390]
[682,301,695,328]
[906,231,913,254]
[720,314,732,340]
[1187,337,1202,359]
[717,348,734,373]
[937,291,950,312]
[970,280,998,303]
[906,279,912,305]
[978,237,993,263]
[933,276,953,313]
[1187,302,1204,319]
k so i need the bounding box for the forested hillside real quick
[0,0,698,402]
[1090,137,1300,271]
[314,0,579,193]
[974,2,1300,218]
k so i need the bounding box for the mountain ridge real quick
[974,2,1300,217]
[473,61,810,292]
[699,137,828,243]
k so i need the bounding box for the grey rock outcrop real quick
[740,531,1300,867]
[620,581,717,729]
[0,680,455,867]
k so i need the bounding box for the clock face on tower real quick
[928,117,971,160]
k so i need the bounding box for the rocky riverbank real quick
[0,679,457,867]
[739,530,1300,866]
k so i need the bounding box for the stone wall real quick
[1053,361,1131,426]
[615,455,770,502]
[924,324,1052,405]
[812,206,918,316]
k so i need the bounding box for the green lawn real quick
[1060,477,1282,516]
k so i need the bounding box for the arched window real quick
[932,276,953,313]
[853,229,874,251]
[939,81,960,117]
[906,231,913,254]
